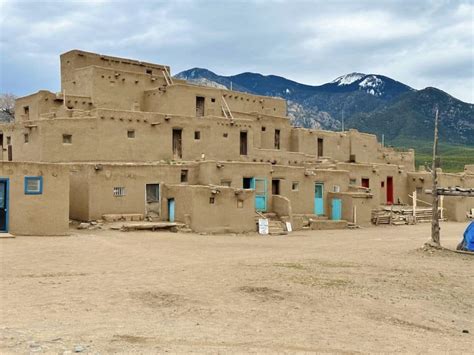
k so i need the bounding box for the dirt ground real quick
[0,222,473,353]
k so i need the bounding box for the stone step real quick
[103,213,144,222]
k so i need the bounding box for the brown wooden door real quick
[240,131,247,155]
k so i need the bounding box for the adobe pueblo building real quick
[1,50,473,235]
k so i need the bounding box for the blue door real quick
[331,198,342,220]
[255,178,267,212]
[168,198,175,222]
[314,183,324,215]
[0,179,9,232]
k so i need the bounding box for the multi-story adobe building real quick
[0,50,472,235]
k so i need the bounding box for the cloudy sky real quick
[0,0,473,102]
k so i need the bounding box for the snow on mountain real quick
[358,75,384,96]
[331,72,365,86]
[185,77,227,89]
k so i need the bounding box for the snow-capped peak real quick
[332,72,365,86]
[358,75,384,97]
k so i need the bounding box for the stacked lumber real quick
[371,205,444,225]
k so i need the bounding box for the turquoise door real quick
[331,198,342,220]
[0,179,9,232]
[314,183,324,215]
[168,198,175,222]
[255,178,267,212]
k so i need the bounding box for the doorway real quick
[386,176,394,205]
[145,184,160,218]
[240,131,248,155]
[274,129,280,150]
[331,198,342,220]
[167,198,175,222]
[196,96,205,117]
[317,138,323,157]
[272,179,280,195]
[0,179,9,232]
[172,129,182,159]
[314,183,324,215]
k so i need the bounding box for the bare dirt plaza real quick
[1,222,472,353]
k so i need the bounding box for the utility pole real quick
[430,108,440,246]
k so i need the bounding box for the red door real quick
[386,176,394,205]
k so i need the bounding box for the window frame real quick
[24,176,43,195]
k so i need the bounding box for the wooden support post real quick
[430,109,440,246]
[413,190,417,223]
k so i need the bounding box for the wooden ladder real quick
[162,66,174,86]
[221,96,234,120]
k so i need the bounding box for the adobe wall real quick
[328,192,375,226]
[163,184,255,233]
[69,162,199,221]
[0,162,69,235]
[336,162,409,205]
[407,171,474,222]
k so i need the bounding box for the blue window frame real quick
[24,176,43,195]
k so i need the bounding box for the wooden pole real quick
[430,109,440,246]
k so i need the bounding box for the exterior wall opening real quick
[272,179,280,195]
[317,138,323,157]
[180,169,188,183]
[145,183,160,217]
[172,129,182,158]
[386,176,394,205]
[240,131,248,155]
[243,177,253,189]
[196,96,205,117]
[274,129,280,149]
[361,178,370,188]
[0,179,9,232]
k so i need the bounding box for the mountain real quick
[175,69,474,145]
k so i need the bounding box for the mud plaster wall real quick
[407,171,474,222]
[163,184,256,233]
[69,163,198,221]
[0,162,69,235]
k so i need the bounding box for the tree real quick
[0,93,17,115]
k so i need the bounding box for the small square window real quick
[24,133,29,143]
[349,179,357,185]
[333,185,340,193]
[63,134,72,144]
[194,131,201,140]
[7,136,11,145]
[292,182,299,191]
[209,197,215,204]
[24,106,29,114]
[223,133,228,138]
[113,187,126,197]
[146,69,153,75]
[262,126,266,132]
[25,176,43,195]
[127,130,135,138]
[181,169,188,183]
[211,98,216,103]
[237,200,243,208]
[381,181,385,188]
[221,180,231,187]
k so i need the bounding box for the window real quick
[24,176,43,195]
[63,134,72,144]
[24,133,29,143]
[211,98,216,103]
[180,169,188,183]
[350,178,357,185]
[223,133,228,138]
[221,180,231,187]
[272,179,280,195]
[146,69,153,75]
[333,185,340,193]
[361,178,370,188]
[240,131,248,155]
[243,177,253,189]
[146,184,160,203]
[7,136,11,145]
[113,187,126,197]
[237,200,243,208]
[292,182,299,191]
[194,131,201,140]
[209,197,215,204]
[127,130,135,138]
[261,126,266,132]
[24,106,29,114]
[381,181,385,188]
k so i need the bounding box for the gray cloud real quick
[0,0,472,102]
